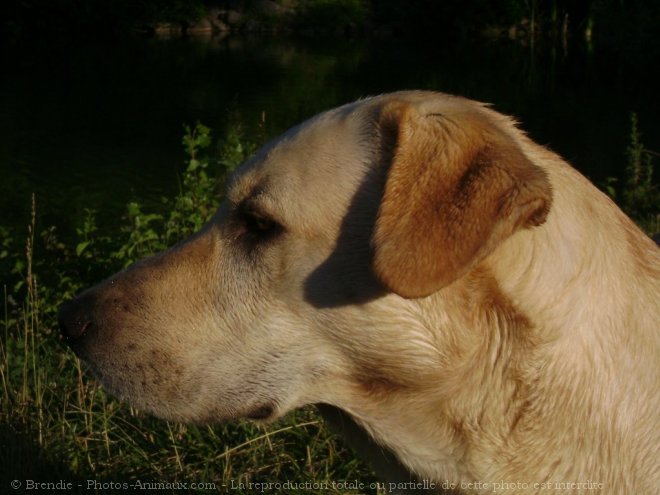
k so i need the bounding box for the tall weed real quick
[603,113,659,234]
[622,113,659,233]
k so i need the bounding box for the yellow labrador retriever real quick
[60,91,660,493]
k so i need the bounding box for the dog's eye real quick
[234,200,284,247]
[239,207,283,244]
[245,212,277,234]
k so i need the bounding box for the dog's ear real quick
[372,100,552,298]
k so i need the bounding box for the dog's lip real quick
[245,403,276,420]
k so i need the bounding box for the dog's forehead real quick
[224,91,485,231]
[227,103,376,231]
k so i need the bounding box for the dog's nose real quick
[58,296,95,343]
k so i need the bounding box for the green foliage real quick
[113,121,256,267]
[218,120,258,174]
[623,113,659,227]
[113,201,165,265]
[168,123,217,240]
[604,113,659,234]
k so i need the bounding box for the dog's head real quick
[59,91,551,423]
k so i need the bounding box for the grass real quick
[1,113,657,494]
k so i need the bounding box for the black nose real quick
[58,296,95,343]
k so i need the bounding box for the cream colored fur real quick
[63,91,660,494]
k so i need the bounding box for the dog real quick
[59,91,660,493]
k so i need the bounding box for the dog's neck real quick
[340,162,657,489]
[489,162,641,345]
[332,265,542,485]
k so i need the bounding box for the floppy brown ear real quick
[372,100,552,298]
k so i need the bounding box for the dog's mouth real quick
[74,349,280,423]
[245,403,276,420]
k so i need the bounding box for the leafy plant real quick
[604,113,660,234]
[622,113,659,232]
[166,122,218,242]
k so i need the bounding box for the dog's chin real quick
[244,403,277,421]
[80,358,281,424]
[113,391,280,425]
[157,403,280,425]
